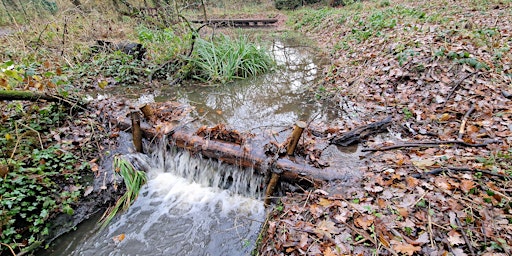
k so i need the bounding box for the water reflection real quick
[156,38,328,130]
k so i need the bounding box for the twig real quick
[428,201,435,248]
[0,242,16,256]
[412,166,509,180]
[458,104,475,140]
[60,16,68,56]
[16,120,44,150]
[33,23,50,52]
[455,217,476,256]
[442,72,477,108]
[362,139,497,152]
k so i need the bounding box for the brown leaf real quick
[406,176,420,188]
[354,214,375,230]
[460,180,475,193]
[435,177,452,190]
[324,247,337,256]
[447,230,465,245]
[397,207,409,218]
[314,219,339,238]
[393,243,421,255]
[318,198,333,207]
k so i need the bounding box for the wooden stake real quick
[264,172,280,207]
[287,121,307,156]
[131,111,143,153]
[265,121,307,207]
[140,104,154,122]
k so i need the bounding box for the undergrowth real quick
[0,102,91,255]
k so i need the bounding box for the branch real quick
[412,166,509,180]
[362,139,498,152]
[329,116,392,147]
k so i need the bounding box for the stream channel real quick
[46,35,355,255]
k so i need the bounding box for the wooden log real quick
[170,129,324,185]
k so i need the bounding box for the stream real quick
[44,35,360,255]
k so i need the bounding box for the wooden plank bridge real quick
[190,18,279,28]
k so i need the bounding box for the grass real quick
[98,155,147,230]
[188,34,275,84]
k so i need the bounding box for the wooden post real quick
[264,172,280,207]
[140,104,154,122]
[265,121,307,207]
[286,121,307,156]
[131,111,143,153]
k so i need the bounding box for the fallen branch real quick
[0,90,84,108]
[329,116,392,147]
[412,166,509,180]
[362,139,497,152]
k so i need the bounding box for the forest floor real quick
[257,0,512,255]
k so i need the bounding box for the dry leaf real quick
[460,180,475,193]
[83,186,94,197]
[299,233,309,249]
[393,243,421,255]
[354,215,375,230]
[447,230,465,245]
[319,198,333,207]
[406,176,420,188]
[112,233,125,244]
[314,220,339,238]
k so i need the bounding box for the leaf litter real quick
[258,0,512,255]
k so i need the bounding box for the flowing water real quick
[69,140,265,256]
[45,35,345,255]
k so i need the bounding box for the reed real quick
[99,155,147,229]
[189,34,274,84]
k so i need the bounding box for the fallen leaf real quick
[83,186,94,197]
[452,248,468,256]
[112,233,125,244]
[299,233,309,249]
[397,207,409,218]
[364,184,384,193]
[435,177,452,190]
[460,180,475,193]
[406,176,420,188]
[319,198,333,207]
[393,242,421,255]
[354,214,375,230]
[314,219,339,238]
[412,158,437,168]
[447,230,465,245]
[324,247,337,256]
[414,232,430,245]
